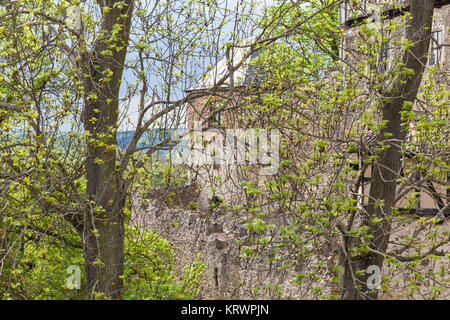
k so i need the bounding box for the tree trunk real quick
[80,0,134,299]
[341,0,435,300]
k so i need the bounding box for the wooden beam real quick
[343,0,450,28]
[397,207,450,217]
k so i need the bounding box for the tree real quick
[197,0,448,300]
[341,0,438,300]
[0,0,447,300]
[0,0,312,299]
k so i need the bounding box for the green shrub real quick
[123,226,205,300]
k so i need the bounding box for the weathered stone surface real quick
[206,223,222,235]
[131,193,450,300]
[131,195,309,299]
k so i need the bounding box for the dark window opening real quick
[431,30,443,66]
[380,42,390,73]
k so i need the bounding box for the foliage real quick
[196,0,449,299]
[123,226,205,300]
[1,213,204,300]
[0,0,448,300]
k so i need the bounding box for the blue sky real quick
[117,0,276,132]
[58,0,276,132]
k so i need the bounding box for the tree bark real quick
[341,0,435,300]
[80,0,134,299]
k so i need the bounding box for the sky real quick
[57,0,277,132]
[117,0,277,132]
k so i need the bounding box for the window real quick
[380,42,390,73]
[369,41,390,74]
[431,30,443,66]
[208,104,222,127]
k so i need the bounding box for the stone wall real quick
[131,192,449,300]
[131,196,309,299]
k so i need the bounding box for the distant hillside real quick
[117,129,179,150]
[6,128,185,156]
